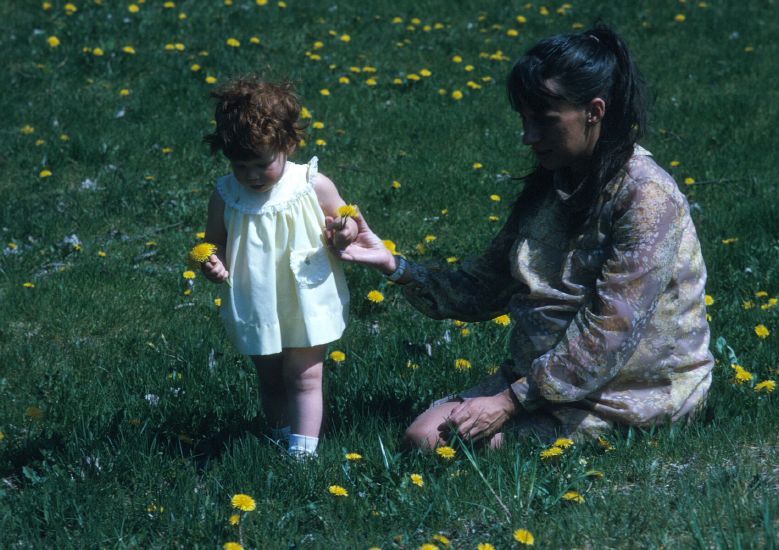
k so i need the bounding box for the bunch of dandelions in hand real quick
[334,204,359,229]
[188,242,231,286]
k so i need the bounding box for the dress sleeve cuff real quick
[510,377,544,412]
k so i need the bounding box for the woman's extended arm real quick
[330,206,527,322]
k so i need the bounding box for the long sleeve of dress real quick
[510,177,686,411]
[402,205,528,322]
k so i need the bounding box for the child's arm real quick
[202,190,230,284]
[312,172,358,250]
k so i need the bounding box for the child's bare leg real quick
[282,345,326,438]
[251,354,287,429]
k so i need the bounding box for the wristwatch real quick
[386,254,408,282]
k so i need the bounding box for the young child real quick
[200,76,356,457]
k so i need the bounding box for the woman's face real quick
[518,94,603,174]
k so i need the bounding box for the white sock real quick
[270,426,291,442]
[288,433,319,457]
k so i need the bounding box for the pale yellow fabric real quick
[217,157,349,355]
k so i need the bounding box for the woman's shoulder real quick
[612,146,685,209]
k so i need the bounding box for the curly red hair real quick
[204,76,307,160]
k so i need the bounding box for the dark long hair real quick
[507,24,647,213]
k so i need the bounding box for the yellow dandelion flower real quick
[472,162,483,169]
[743,300,754,309]
[320,88,331,96]
[182,270,196,280]
[339,34,351,42]
[223,543,243,550]
[214,298,222,307]
[744,46,754,53]
[420,545,437,550]
[35,139,45,146]
[436,446,456,460]
[755,291,769,298]
[674,13,686,22]
[337,204,359,218]
[478,544,496,550]
[406,361,419,370]
[328,485,348,497]
[39,169,53,178]
[43,2,52,10]
[128,4,140,13]
[516,15,527,24]
[452,55,463,63]
[312,121,325,129]
[119,89,130,96]
[230,494,256,512]
[513,529,535,545]
[493,314,510,326]
[552,437,574,449]
[345,452,362,461]
[424,235,437,243]
[433,534,451,546]
[597,436,615,451]
[122,46,136,54]
[460,328,471,337]
[684,177,695,185]
[382,239,397,254]
[705,295,714,306]
[64,3,77,13]
[20,125,35,135]
[339,76,350,84]
[250,36,261,44]
[366,78,378,86]
[25,406,44,420]
[490,194,501,201]
[410,473,424,487]
[507,28,519,37]
[754,380,776,393]
[189,242,217,263]
[446,256,458,263]
[206,76,218,84]
[391,180,401,189]
[23,282,36,288]
[191,63,201,72]
[47,36,60,48]
[97,250,107,257]
[163,1,176,7]
[257,0,267,4]
[407,73,421,81]
[226,37,240,48]
[540,446,563,460]
[562,491,585,504]
[367,290,385,303]
[329,350,346,363]
[228,514,240,526]
[670,160,681,167]
[755,324,770,339]
[315,139,327,146]
[451,90,463,100]
[92,48,105,57]
[731,364,753,384]
[464,64,475,72]
[454,358,472,371]
[420,69,432,77]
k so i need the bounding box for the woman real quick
[328,25,714,449]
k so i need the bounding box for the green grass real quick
[1,1,777,548]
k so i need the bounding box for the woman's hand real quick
[325,213,396,275]
[438,390,519,442]
[202,253,230,284]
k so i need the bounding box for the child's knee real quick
[282,347,324,391]
[404,422,440,450]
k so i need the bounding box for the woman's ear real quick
[587,97,606,124]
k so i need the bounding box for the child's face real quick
[230,151,287,193]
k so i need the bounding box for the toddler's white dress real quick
[217,157,349,355]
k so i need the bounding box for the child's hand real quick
[202,253,230,284]
[327,216,358,251]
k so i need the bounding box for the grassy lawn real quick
[1,0,777,548]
